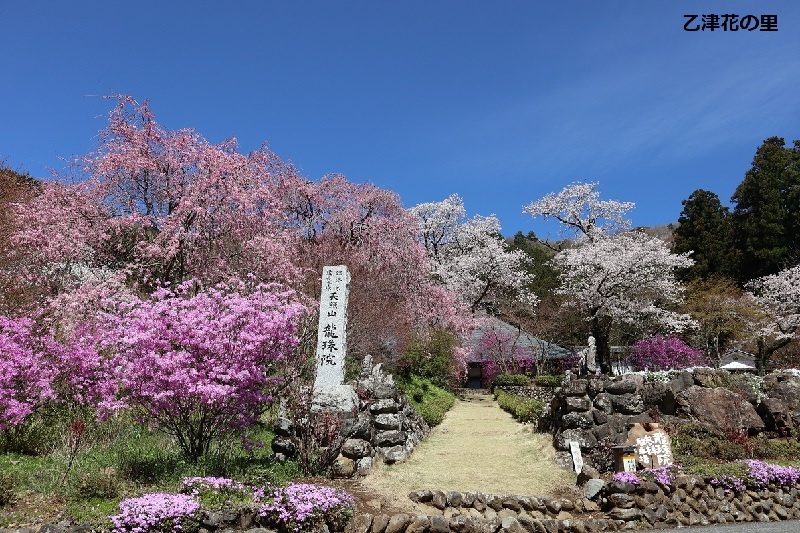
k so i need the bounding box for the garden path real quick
[355,390,575,513]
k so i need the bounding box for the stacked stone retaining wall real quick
[271,356,430,477]
[342,477,800,532]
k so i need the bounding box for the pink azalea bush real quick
[476,328,535,386]
[628,336,707,371]
[90,279,307,460]
[110,493,201,533]
[0,316,56,431]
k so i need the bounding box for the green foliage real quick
[495,390,545,425]
[0,471,15,506]
[534,374,564,388]
[0,410,63,455]
[491,373,531,391]
[75,467,120,500]
[748,436,800,461]
[673,190,736,280]
[396,374,456,427]
[65,498,117,531]
[731,137,800,282]
[344,353,361,383]
[685,461,749,483]
[399,330,459,389]
[0,412,300,526]
[509,231,559,298]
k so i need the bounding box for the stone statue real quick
[583,335,597,375]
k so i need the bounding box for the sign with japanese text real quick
[625,423,674,469]
[313,265,351,390]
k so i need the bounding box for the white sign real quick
[635,431,672,468]
[569,441,583,474]
[314,266,351,391]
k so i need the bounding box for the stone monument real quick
[580,335,597,375]
[312,265,358,412]
[624,422,673,469]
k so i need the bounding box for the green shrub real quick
[491,373,531,391]
[534,374,564,388]
[685,461,748,480]
[0,471,15,506]
[495,390,545,425]
[397,374,456,427]
[398,330,459,389]
[76,467,120,500]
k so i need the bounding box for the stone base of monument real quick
[311,385,359,413]
[271,356,431,478]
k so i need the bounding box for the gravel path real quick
[358,390,575,509]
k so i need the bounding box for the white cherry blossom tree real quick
[745,265,800,372]
[410,194,537,313]
[553,231,695,373]
[523,182,635,246]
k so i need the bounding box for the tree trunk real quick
[591,314,613,374]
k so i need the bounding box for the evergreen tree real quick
[731,137,800,282]
[673,189,735,280]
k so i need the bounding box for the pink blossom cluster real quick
[90,280,306,458]
[0,316,56,430]
[649,463,683,486]
[476,328,536,385]
[710,474,745,494]
[110,493,200,533]
[258,482,355,532]
[480,358,535,387]
[10,95,475,380]
[1,278,306,461]
[628,336,707,371]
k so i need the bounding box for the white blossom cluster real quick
[523,182,634,243]
[746,265,800,341]
[553,230,695,332]
[410,194,537,311]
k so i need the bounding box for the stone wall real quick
[340,477,800,532]
[27,479,797,533]
[271,356,430,477]
[540,369,800,471]
[494,386,556,404]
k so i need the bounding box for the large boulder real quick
[605,378,638,395]
[758,398,794,433]
[764,372,800,408]
[677,386,765,434]
[641,381,678,415]
[610,393,645,415]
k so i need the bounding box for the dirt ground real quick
[346,391,576,514]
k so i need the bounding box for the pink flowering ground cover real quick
[110,493,201,533]
[258,482,355,532]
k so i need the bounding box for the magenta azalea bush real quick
[0,316,56,431]
[91,279,307,460]
[258,483,355,532]
[476,328,535,386]
[1,278,307,461]
[110,493,201,533]
[627,336,707,371]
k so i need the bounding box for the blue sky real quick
[2,1,799,238]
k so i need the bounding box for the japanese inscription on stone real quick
[625,423,673,469]
[314,265,350,390]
